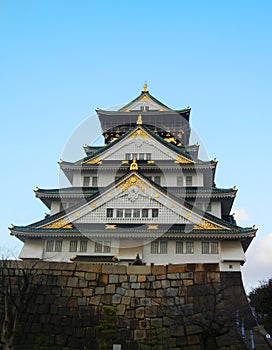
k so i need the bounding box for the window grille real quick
[69,240,78,252]
[80,240,88,252]
[83,176,90,187]
[45,240,54,252]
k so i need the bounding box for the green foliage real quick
[248,278,272,334]
[95,306,119,350]
[139,326,168,350]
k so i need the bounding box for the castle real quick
[10,83,256,271]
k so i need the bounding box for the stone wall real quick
[0,261,257,350]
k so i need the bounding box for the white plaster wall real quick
[50,201,61,215]
[19,239,44,259]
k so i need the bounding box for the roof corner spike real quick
[137,114,142,125]
[130,158,138,171]
[142,81,148,92]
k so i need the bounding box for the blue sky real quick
[0,0,271,290]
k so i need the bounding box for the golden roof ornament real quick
[142,81,148,92]
[130,158,138,171]
[137,115,142,125]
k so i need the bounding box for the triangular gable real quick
[118,92,172,112]
[83,126,193,165]
[40,172,230,231]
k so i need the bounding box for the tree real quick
[248,278,272,335]
[95,306,120,350]
[0,260,37,350]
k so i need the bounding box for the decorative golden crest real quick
[105,224,116,230]
[44,219,72,229]
[140,95,150,101]
[193,219,223,230]
[137,115,142,125]
[142,82,148,92]
[164,137,177,144]
[85,157,102,165]
[130,128,149,139]
[175,156,192,164]
[130,158,138,171]
[117,175,147,193]
[154,193,159,198]
[148,225,158,230]
[147,160,154,164]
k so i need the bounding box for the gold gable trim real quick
[193,219,223,230]
[44,219,72,229]
[130,128,149,139]
[174,156,192,164]
[140,95,150,101]
[116,175,147,193]
[85,157,102,165]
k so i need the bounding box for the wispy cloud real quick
[242,232,272,291]
[233,208,249,223]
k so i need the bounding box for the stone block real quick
[152,280,162,289]
[77,297,87,306]
[121,296,131,305]
[79,279,88,288]
[129,275,137,282]
[134,329,146,340]
[99,273,108,285]
[67,277,78,287]
[109,274,119,283]
[89,295,101,305]
[147,275,155,281]
[180,272,194,279]
[116,287,126,295]
[187,334,200,345]
[131,298,140,307]
[105,284,116,294]
[135,289,145,298]
[95,286,105,295]
[171,280,183,287]
[207,271,220,283]
[74,271,85,277]
[140,297,152,306]
[131,282,140,289]
[125,289,134,297]
[156,274,166,280]
[145,305,157,317]
[186,324,202,335]
[138,274,146,282]
[125,309,135,318]
[161,279,170,289]
[139,319,150,329]
[170,325,185,337]
[119,274,127,283]
[102,264,126,274]
[85,272,97,281]
[101,294,112,304]
[112,294,122,304]
[135,307,145,319]
[167,273,180,279]
[127,265,151,275]
[167,264,187,273]
[82,263,102,273]
[151,265,166,275]
[116,303,126,315]
[194,271,207,284]
[183,279,193,286]
[129,319,139,330]
[156,289,164,298]
[166,287,179,297]
[146,289,156,297]
[151,318,162,328]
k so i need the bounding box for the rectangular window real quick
[177,176,183,186]
[69,240,78,252]
[95,241,102,253]
[103,241,111,253]
[83,176,90,187]
[55,240,62,252]
[186,241,194,254]
[154,176,161,185]
[125,153,131,160]
[151,241,159,254]
[176,241,183,254]
[142,209,149,218]
[125,209,132,218]
[80,240,88,252]
[160,241,168,254]
[133,209,141,218]
[146,153,151,160]
[106,208,114,218]
[116,209,123,218]
[92,176,98,187]
[202,241,210,254]
[152,209,159,218]
[151,241,167,254]
[211,241,218,254]
[186,175,193,186]
[139,153,145,160]
[132,153,137,160]
[45,240,54,252]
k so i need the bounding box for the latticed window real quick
[186,175,192,186]
[55,240,62,252]
[46,240,54,252]
[202,241,218,254]
[95,241,103,253]
[83,176,90,187]
[133,209,140,218]
[151,240,168,254]
[125,209,132,218]
[69,240,78,252]
[103,241,111,253]
[92,176,98,187]
[142,209,148,218]
[176,240,183,254]
[186,241,194,254]
[211,241,218,254]
[106,208,114,218]
[177,176,183,186]
[80,240,88,252]
[95,241,111,253]
[176,240,194,254]
[152,209,159,218]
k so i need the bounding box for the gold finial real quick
[34,186,39,192]
[9,224,14,229]
[142,81,148,92]
[130,158,138,171]
[137,114,142,125]
[232,186,237,191]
